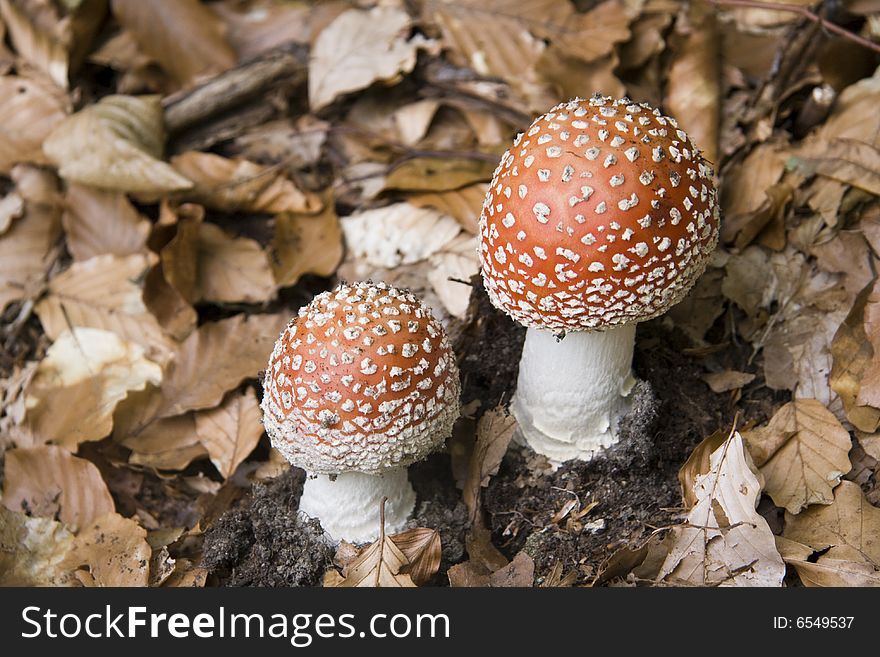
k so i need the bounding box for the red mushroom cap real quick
[479,95,720,331]
[261,281,460,475]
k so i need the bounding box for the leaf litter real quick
[1,0,879,589]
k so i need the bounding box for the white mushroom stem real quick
[298,467,416,544]
[511,323,637,466]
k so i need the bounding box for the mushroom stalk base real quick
[512,324,637,466]
[298,468,416,544]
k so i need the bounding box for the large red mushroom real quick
[479,95,720,465]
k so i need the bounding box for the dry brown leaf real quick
[111,0,236,87]
[427,0,566,88]
[463,406,517,523]
[393,99,441,146]
[427,232,479,318]
[62,184,150,261]
[156,313,287,418]
[389,527,442,586]
[408,182,487,234]
[701,370,756,393]
[194,388,263,479]
[385,156,498,192]
[35,253,175,365]
[192,222,276,304]
[0,188,24,235]
[211,0,313,59]
[831,281,880,433]
[742,399,852,514]
[2,445,114,532]
[657,432,785,586]
[310,6,426,111]
[43,94,193,194]
[666,2,720,164]
[798,138,880,196]
[65,512,151,587]
[780,481,880,586]
[25,328,161,450]
[158,216,200,303]
[537,49,626,106]
[170,151,322,215]
[0,507,75,586]
[678,428,729,510]
[721,143,785,225]
[327,533,416,588]
[0,74,69,173]
[0,199,61,311]
[271,201,343,288]
[553,1,631,63]
[860,277,880,408]
[161,558,208,587]
[448,527,534,587]
[341,202,460,269]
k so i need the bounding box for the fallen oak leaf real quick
[194,388,264,480]
[42,94,193,194]
[463,406,518,523]
[741,399,852,514]
[2,445,115,532]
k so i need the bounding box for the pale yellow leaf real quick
[309,7,423,110]
[658,432,785,586]
[341,202,460,268]
[43,94,193,194]
[35,253,175,365]
[0,507,75,586]
[742,399,852,514]
[25,327,162,449]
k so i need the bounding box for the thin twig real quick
[708,0,880,54]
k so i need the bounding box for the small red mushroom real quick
[479,95,720,464]
[261,281,460,543]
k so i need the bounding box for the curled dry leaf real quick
[677,428,729,510]
[65,512,151,587]
[742,399,852,514]
[25,327,163,450]
[0,200,61,311]
[326,533,416,588]
[194,388,264,480]
[42,94,193,194]
[779,481,880,586]
[0,74,69,173]
[142,261,198,342]
[658,432,786,587]
[111,0,236,87]
[341,202,460,269]
[309,6,425,111]
[271,199,343,288]
[720,143,785,233]
[390,528,442,586]
[2,445,115,532]
[62,184,150,261]
[701,370,756,393]
[0,507,74,586]
[830,280,880,433]
[35,253,176,365]
[170,151,322,215]
[155,313,288,419]
[463,406,518,523]
[797,138,880,196]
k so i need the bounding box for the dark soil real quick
[201,468,332,586]
[201,279,791,587]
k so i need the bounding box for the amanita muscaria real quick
[479,95,720,465]
[261,281,460,543]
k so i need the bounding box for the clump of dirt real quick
[409,453,469,583]
[201,468,332,586]
[483,320,736,585]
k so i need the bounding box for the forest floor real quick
[1,0,879,587]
